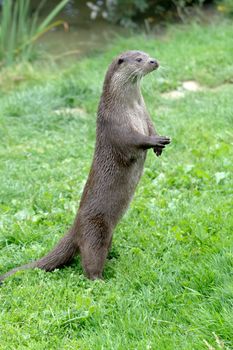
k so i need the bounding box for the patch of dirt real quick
[161,90,185,100]
[161,80,203,100]
[161,80,232,100]
[182,80,203,92]
[53,107,86,117]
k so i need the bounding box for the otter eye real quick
[118,58,124,65]
[136,58,142,62]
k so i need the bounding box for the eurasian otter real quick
[0,50,170,281]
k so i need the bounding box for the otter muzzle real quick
[149,59,159,69]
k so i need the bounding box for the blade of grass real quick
[37,0,69,33]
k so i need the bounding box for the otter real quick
[0,50,170,281]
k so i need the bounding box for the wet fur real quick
[0,51,170,281]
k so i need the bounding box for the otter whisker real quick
[123,68,143,86]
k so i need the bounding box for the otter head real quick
[116,50,159,79]
[104,51,159,95]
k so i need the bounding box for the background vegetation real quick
[0,1,233,349]
[87,0,233,26]
[1,0,232,67]
[0,0,69,66]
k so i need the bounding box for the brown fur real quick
[0,50,170,282]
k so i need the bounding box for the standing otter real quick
[0,51,170,281]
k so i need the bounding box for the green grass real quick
[0,17,233,350]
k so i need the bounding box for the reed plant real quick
[0,0,69,66]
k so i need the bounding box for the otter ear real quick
[118,58,124,65]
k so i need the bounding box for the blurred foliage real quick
[0,0,69,67]
[87,0,207,27]
[217,0,233,14]
[86,0,233,26]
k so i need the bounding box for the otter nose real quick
[150,59,159,68]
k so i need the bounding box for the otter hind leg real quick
[80,218,112,280]
[81,244,108,280]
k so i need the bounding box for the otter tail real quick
[0,232,79,283]
[0,262,36,282]
[35,232,79,271]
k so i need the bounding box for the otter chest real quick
[126,102,149,135]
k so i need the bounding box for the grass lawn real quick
[0,17,233,350]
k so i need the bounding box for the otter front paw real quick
[154,147,163,156]
[153,136,171,157]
